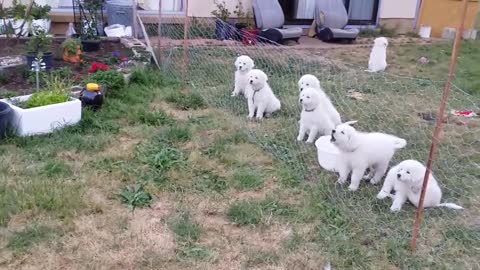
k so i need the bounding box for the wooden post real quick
[157,0,162,65]
[132,0,138,38]
[181,0,189,91]
[410,0,470,252]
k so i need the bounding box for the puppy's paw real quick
[370,178,381,185]
[337,177,347,185]
[231,92,237,97]
[376,190,389,200]
[390,206,401,212]
[348,185,359,192]
[296,136,304,142]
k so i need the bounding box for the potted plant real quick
[7,0,30,37]
[25,28,53,69]
[79,0,102,52]
[61,38,82,63]
[240,11,257,45]
[30,3,51,35]
[1,75,81,136]
[211,0,232,40]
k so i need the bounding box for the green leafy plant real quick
[30,3,50,20]
[84,70,125,94]
[79,0,102,40]
[119,183,152,210]
[25,29,52,53]
[211,0,231,21]
[165,92,206,110]
[61,38,81,56]
[8,0,27,19]
[22,76,69,109]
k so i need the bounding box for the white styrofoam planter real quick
[1,95,81,136]
[10,19,30,36]
[31,19,51,34]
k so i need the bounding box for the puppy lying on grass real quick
[377,160,464,212]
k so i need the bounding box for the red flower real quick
[120,56,127,62]
[88,62,108,73]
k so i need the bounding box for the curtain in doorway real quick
[348,0,375,21]
[295,0,316,19]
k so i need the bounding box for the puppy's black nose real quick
[250,80,253,84]
[397,174,401,178]
[300,98,303,102]
[300,88,303,91]
[332,130,336,134]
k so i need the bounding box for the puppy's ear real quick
[344,120,358,126]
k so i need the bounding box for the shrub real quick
[84,70,125,95]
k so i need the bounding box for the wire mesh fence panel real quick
[141,13,480,268]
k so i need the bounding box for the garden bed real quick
[0,38,132,96]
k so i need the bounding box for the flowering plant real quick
[88,62,107,73]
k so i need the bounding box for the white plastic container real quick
[104,24,126,37]
[315,135,341,172]
[418,25,431,39]
[2,95,81,137]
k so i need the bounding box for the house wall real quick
[377,0,418,33]
[417,0,479,38]
[188,0,252,17]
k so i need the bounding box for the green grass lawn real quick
[0,41,479,269]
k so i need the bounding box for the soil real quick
[0,38,132,96]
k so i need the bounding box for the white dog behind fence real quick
[330,121,407,191]
[366,37,388,72]
[232,55,255,97]
[377,160,464,212]
[245,69,281,119]
[297,87,337,143]
[298,74,342,126]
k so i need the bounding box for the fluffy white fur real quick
[297,88,337,143]
[232,55,255,97]
[245,69,281,119]
[366,37,388,72]
[298,74,341,126]
[331,121,407,191]
[377,160,464,212]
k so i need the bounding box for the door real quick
[344,0,379,25]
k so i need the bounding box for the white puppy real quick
[232,55,255,97]
[377,160,463,212]
[331,121,406,191]
[298,74,341,126]
[366,37,388,72]
[245,69,281,119]
[297,88,336,143]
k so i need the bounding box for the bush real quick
[84,70,125,96]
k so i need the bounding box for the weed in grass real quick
[129,68,165,86]
[144,146,185,171]
[244,249,280,268]
[176,244,210,261]
[40,159,72,178]
[159,126,192,143]
[443,226,480,248]
[7,224,61,252]
[232,168,264,189]
[119,183,153,210]
[0,90,17,99]
[282,229,303,251]
[226,198,295,225]
[165,92,207,110]
[129,109,174,126]
[194,170,228,193]
[202,137,229,158]
[168,211,201,244]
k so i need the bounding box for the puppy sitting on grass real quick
[232,55,255,97]
[366,37,388,72]
[245,69,281,120]
[297,87,337,143]
[377,159,464,212]
[298,74,341,126]
[330,121,406,191]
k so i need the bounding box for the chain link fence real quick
[139,11,479,266]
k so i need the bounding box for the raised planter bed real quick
[1,94,82,136]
